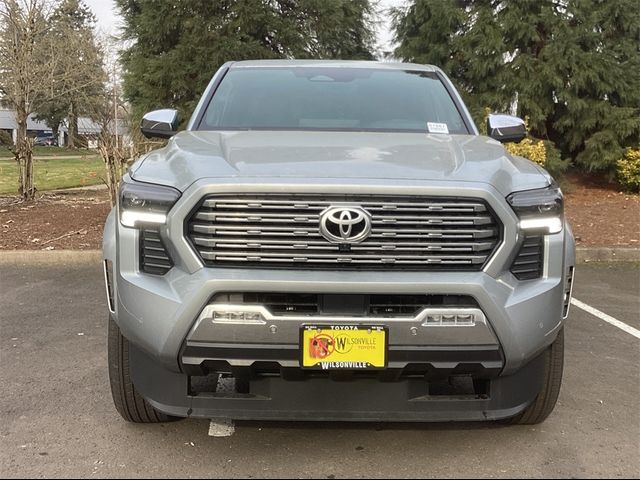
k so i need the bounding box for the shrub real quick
[617,148,640,193]
[505,137,546,166]
[505,137,568,178]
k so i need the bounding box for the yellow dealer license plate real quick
[301,325,387,370]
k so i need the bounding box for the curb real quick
[576,247,640,263]
[0,250,102,266]
[1,248,638,266]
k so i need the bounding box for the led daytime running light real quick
[120,211,167,228]
[519,216,563,234]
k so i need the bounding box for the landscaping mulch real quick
[563,174,639,247]
[0,190,111,251]
[0,175,638,251]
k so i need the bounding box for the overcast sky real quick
[84,0,408,52]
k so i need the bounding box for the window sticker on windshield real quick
[427,122,449,134]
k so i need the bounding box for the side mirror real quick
[140,109,179,139]
[487,114,526,143]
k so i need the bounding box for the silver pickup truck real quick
[103,60,575,425]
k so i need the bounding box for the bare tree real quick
[91,85,125,205]
[0,0,54,199]
[86,35,163,206]
[94,98,163,206]
[86,36,125,205]
[0,0,105,199]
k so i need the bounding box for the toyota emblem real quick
[319,206,372,243]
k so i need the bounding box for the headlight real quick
[119,177,181,228]
[507,183,563,234]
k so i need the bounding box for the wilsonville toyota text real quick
[103,60,575,424]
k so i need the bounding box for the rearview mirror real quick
[140,109,179,139]
[487,114,526,143]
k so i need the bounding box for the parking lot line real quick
[571,297,640,339]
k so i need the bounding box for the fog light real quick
[420,310,480,327]
[244,312,263,322]
[442,315,456,324]
[211,306,266,324]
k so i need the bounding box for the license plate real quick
[300,325,387,370]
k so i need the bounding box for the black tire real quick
[504,328,565,425]
[108,316,179,423]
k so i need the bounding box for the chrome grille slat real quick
[211,256,483,265]
[188,194,501,270]
[195,212,494,226]
[194,243,494,253]
[191,222,497,236]
[205,198,487,211]
[209,245,489,253]
[201,250,487,259]
[191,236,495,251]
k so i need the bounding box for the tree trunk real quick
[15,105,36,200]
[99,143,124,206]
[68,101,78,149]
[50,121,61,145]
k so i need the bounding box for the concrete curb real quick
[0,250,102,266]
[1,247,638,266]
[575,247,640,263]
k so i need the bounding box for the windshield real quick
[198,67,469,134]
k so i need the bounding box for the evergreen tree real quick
[551,0,640,173]
[33,0,106,147]
[392,0,511,123]
[301,0,376,60]
[454,0,511,123]
[32,97,67,145]
[116,0,376,122]
[392,0,640,175]
[391,0,465,75]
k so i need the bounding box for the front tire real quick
[108,316,179,423]
[505,328,565,425]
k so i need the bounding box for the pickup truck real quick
[103,60,575,424]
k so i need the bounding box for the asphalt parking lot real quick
[1,262,638,478]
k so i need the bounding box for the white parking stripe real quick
[571,298,640,340]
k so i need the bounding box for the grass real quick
[0,146,97,158]
[0,156,104,194]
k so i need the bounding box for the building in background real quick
[0,109,128,148]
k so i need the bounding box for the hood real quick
[131,130,549,196]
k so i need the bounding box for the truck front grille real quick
[187,194,501,270]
